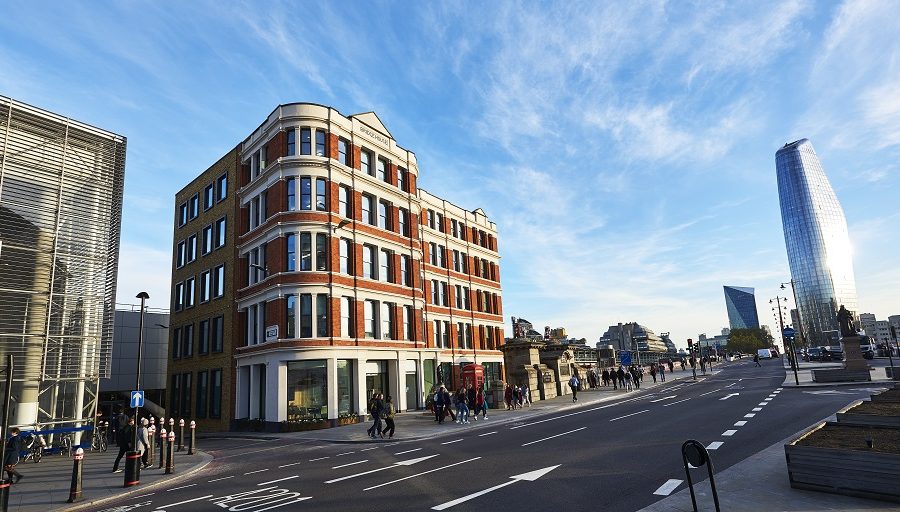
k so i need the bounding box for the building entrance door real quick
[404,360,418,411]
[365,361,388,400]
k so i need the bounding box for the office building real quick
[776,139,858,345]
[101,307,169,416]
[599,322,668,353]
[0,96,126,427]
[723,286,760,329]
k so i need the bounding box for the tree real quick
[727,328,772,354]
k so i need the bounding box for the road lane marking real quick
[441,439,464,445]
[208,475,235,482]
[244,469,269,475]
[521,427,587,447]
[698,388,724,397]
[325,455,439,484]
[650,395,677,403]
[332,459,369,469]
[157,495,215,508]
[509,396,644,429]
[706,441,724,450]
[478,431,498,437]
[664,398,691,407]
[764,398,773,401]
[278,461,304,468]
[335,451,356,456]
[744,413,755,418]
[777,387,783,390]
[610,410,650,422]
[734,421,747,426]
[752,407,762,411]
[719,393,740,401]
[168,484,197,492]
[131,493,156,499]
[394,448,422,455]
[653,479,683,496]
[364,457,482,491]
[258,475,300,486]
[722,430,737,436]
[309,456,330,462]
[361,447,378,451]
[758,403,768,406]
[431,465,559,510]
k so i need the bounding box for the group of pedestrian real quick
[503,384,531,410]
[366,393,396,439]
[431,385,488,425]
[112,416,152,473]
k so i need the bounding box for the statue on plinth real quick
[837,305,856,337]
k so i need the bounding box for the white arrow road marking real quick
[722,430,737,436]
[325,455,439,484]
[653,479,683,496]
[650,395,677,403]
[719,393,740,401]
[431,465,560,510]
[364,457,482,491]
[706,441,724,450]
[521,427,586,447]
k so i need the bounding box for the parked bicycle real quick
[91,423,108,452]
[21,430,47,463]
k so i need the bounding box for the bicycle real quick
[91,425,108,452]
[57,432,73,457]
[22,433,46,463]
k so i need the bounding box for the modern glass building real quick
[0,96,126,429]
[723,286,760,329]
[776,138,858,345]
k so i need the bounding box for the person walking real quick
[617,366,626,388]
[521,384,531,407]
[4,427,24,483]
[137,418,151,468]
[668,360,675,374]
[380,396,396,438]
[624,371,634,391]
[442,387,456,422]
[504,384,513,410]
[367,393,384,438]
[467,386,477,420]
[112,416,134,473]
[569,374,580,402]
[650,365,657,383]
[434,387,445,423]
[475,388,488,419]
[659,363,666,382]
[753,353,761,367]
[601,368,610,387]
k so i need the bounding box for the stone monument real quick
[812,305,871,383]
[500,338,558,401]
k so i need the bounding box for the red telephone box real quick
[459,364,485,390]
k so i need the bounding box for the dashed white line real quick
[722,430,737,437]
[361,447,378,452]
[752,407,762,412]
[610,409,650,422]
[764,398,773,401]
[509,396,644,429]
[653,479,683,496]
[440,439,464,445]
[332,460,369,469]
[744,413,756,418]
[706,441,724,450]
[777,387,783,390]
[258,475,300,486]
[363,457,482,491]
[279,461,304,468]
[478,431,498,437]
[522,427,587,447]
[734,421,747,426]
[650,395,677,403]
[207,475,234,483]
[664,398,691,407]
[131,493,156,499]
[168,484,197,492]
[394,448,422,455]
[157,495,215,508]
[244,469,269,475]
[335,451,356,457]
[309,456,330,462]
[698,388,724,397]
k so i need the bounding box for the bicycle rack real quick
[681,439,721,512]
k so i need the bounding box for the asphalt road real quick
[87,359,884,512]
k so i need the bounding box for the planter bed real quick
[785,422,900,502]
[836,400,900,427]
[871,388,900,403]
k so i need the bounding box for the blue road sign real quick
[783,327,796,338]
[130,390,144,409]
[620,351,632,366]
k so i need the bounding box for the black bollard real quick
[0,478,10,512]
[178,419,184,452]
[158,428,168,470]
[123,451,141,487]
[188,421,196,455]
[147,426,155,464]
[67,448,84,502]
[165,431,175,474]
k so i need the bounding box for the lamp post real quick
[125,292,149,488]
[770,295,799,386]
[780,281,806,349]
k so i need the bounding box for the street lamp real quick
[770,295,799,386]
[780,280,806,348]
[125,292,149,487]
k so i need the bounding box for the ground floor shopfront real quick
[233,346,503,430]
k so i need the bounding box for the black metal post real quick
[133,292,149,452]
[67,448,84,502]
[158,428,167,470]
[0,355,13,512]
[681,439,721,512]
[165,431,174,474]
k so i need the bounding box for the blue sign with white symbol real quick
[130,390,144,408]
[783,327,796,338]
[620,351,632,366]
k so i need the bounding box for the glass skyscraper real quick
[776,139,858,346]
[723,286,760,329]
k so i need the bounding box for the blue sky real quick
[2,1,899,348]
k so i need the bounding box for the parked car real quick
[757,348,773,359]
[804,347,822,361]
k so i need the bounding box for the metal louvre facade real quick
[776,138,858,346]
[0,96,126,428]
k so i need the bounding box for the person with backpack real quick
[380,396,396,438]
[568,374,580,402]
[4,427,24,483]
[367,393,384,438]
[112,416,134,473]
[475,388,488,419]
[434,387,446,423]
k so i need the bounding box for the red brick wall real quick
[268,179,287,215]
[267,236,286,273]
[387,162,397,187]
[352,145,361,171]
[354,299,365,339]
[330,297,342,340]
[328,133,338,160]
[409,173,417,195]
[266,131,287,161]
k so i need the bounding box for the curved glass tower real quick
[776,139,858,345]
[723,286,760,329]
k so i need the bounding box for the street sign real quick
[783,327,796,338]
[130,390,144,408]
[620,351,632,366]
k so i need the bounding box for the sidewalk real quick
[639,415,900,512]
[781,360,898,388]
[4,444,212,512]
[219,367,718,443]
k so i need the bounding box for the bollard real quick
[165,430,175,474]
[158,428,168,470]
[0,477,9,512]
[178,419,185,451]
[123,450,141,487]
[67,448,84,502]
[168,418,174,453]
[188,420,196,455]
[147,425,155,465]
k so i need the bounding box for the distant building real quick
[101,308,169,416]
[859,313,877,336]
[599,322,667,353]
[776,139,859,345]
[723,286,760,329]
[659,332,677,353]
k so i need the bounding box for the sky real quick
[2,0,899,349]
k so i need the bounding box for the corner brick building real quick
[169,103,504,431]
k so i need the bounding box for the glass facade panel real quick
[287,360,327,421]
[723,286,760,329]
[337,359,353,417]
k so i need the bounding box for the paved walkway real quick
[781,359,899,387]
[5,444,211,512]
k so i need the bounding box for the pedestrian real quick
[631,367,641,390]
[659,363,666,382]
[114,408,127,446]
[753,353,761,367]
[668,360,675,374]
[112,416,134,473]
[456,388,470,424]
[617,366,626,388]
[367,393,384,438]
[434,386,445,423]
[650,365,657,383]
[504,384,513,410]
[680,359,686,371]
[568,374,580,402]
[624,371,634,391]
[443,387,456,422]
[475,388,488,419]
[380,396,396,438]
[4,427,24,483]
[601,368,610,387]
[521,384,531,407]
[467,386,477,420]
[137,418,151,468]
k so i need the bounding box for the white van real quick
[757,348,773,359]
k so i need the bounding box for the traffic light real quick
[687,338,693,349]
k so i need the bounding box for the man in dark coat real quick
[112,417,134,473]
[4,427,24,483]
